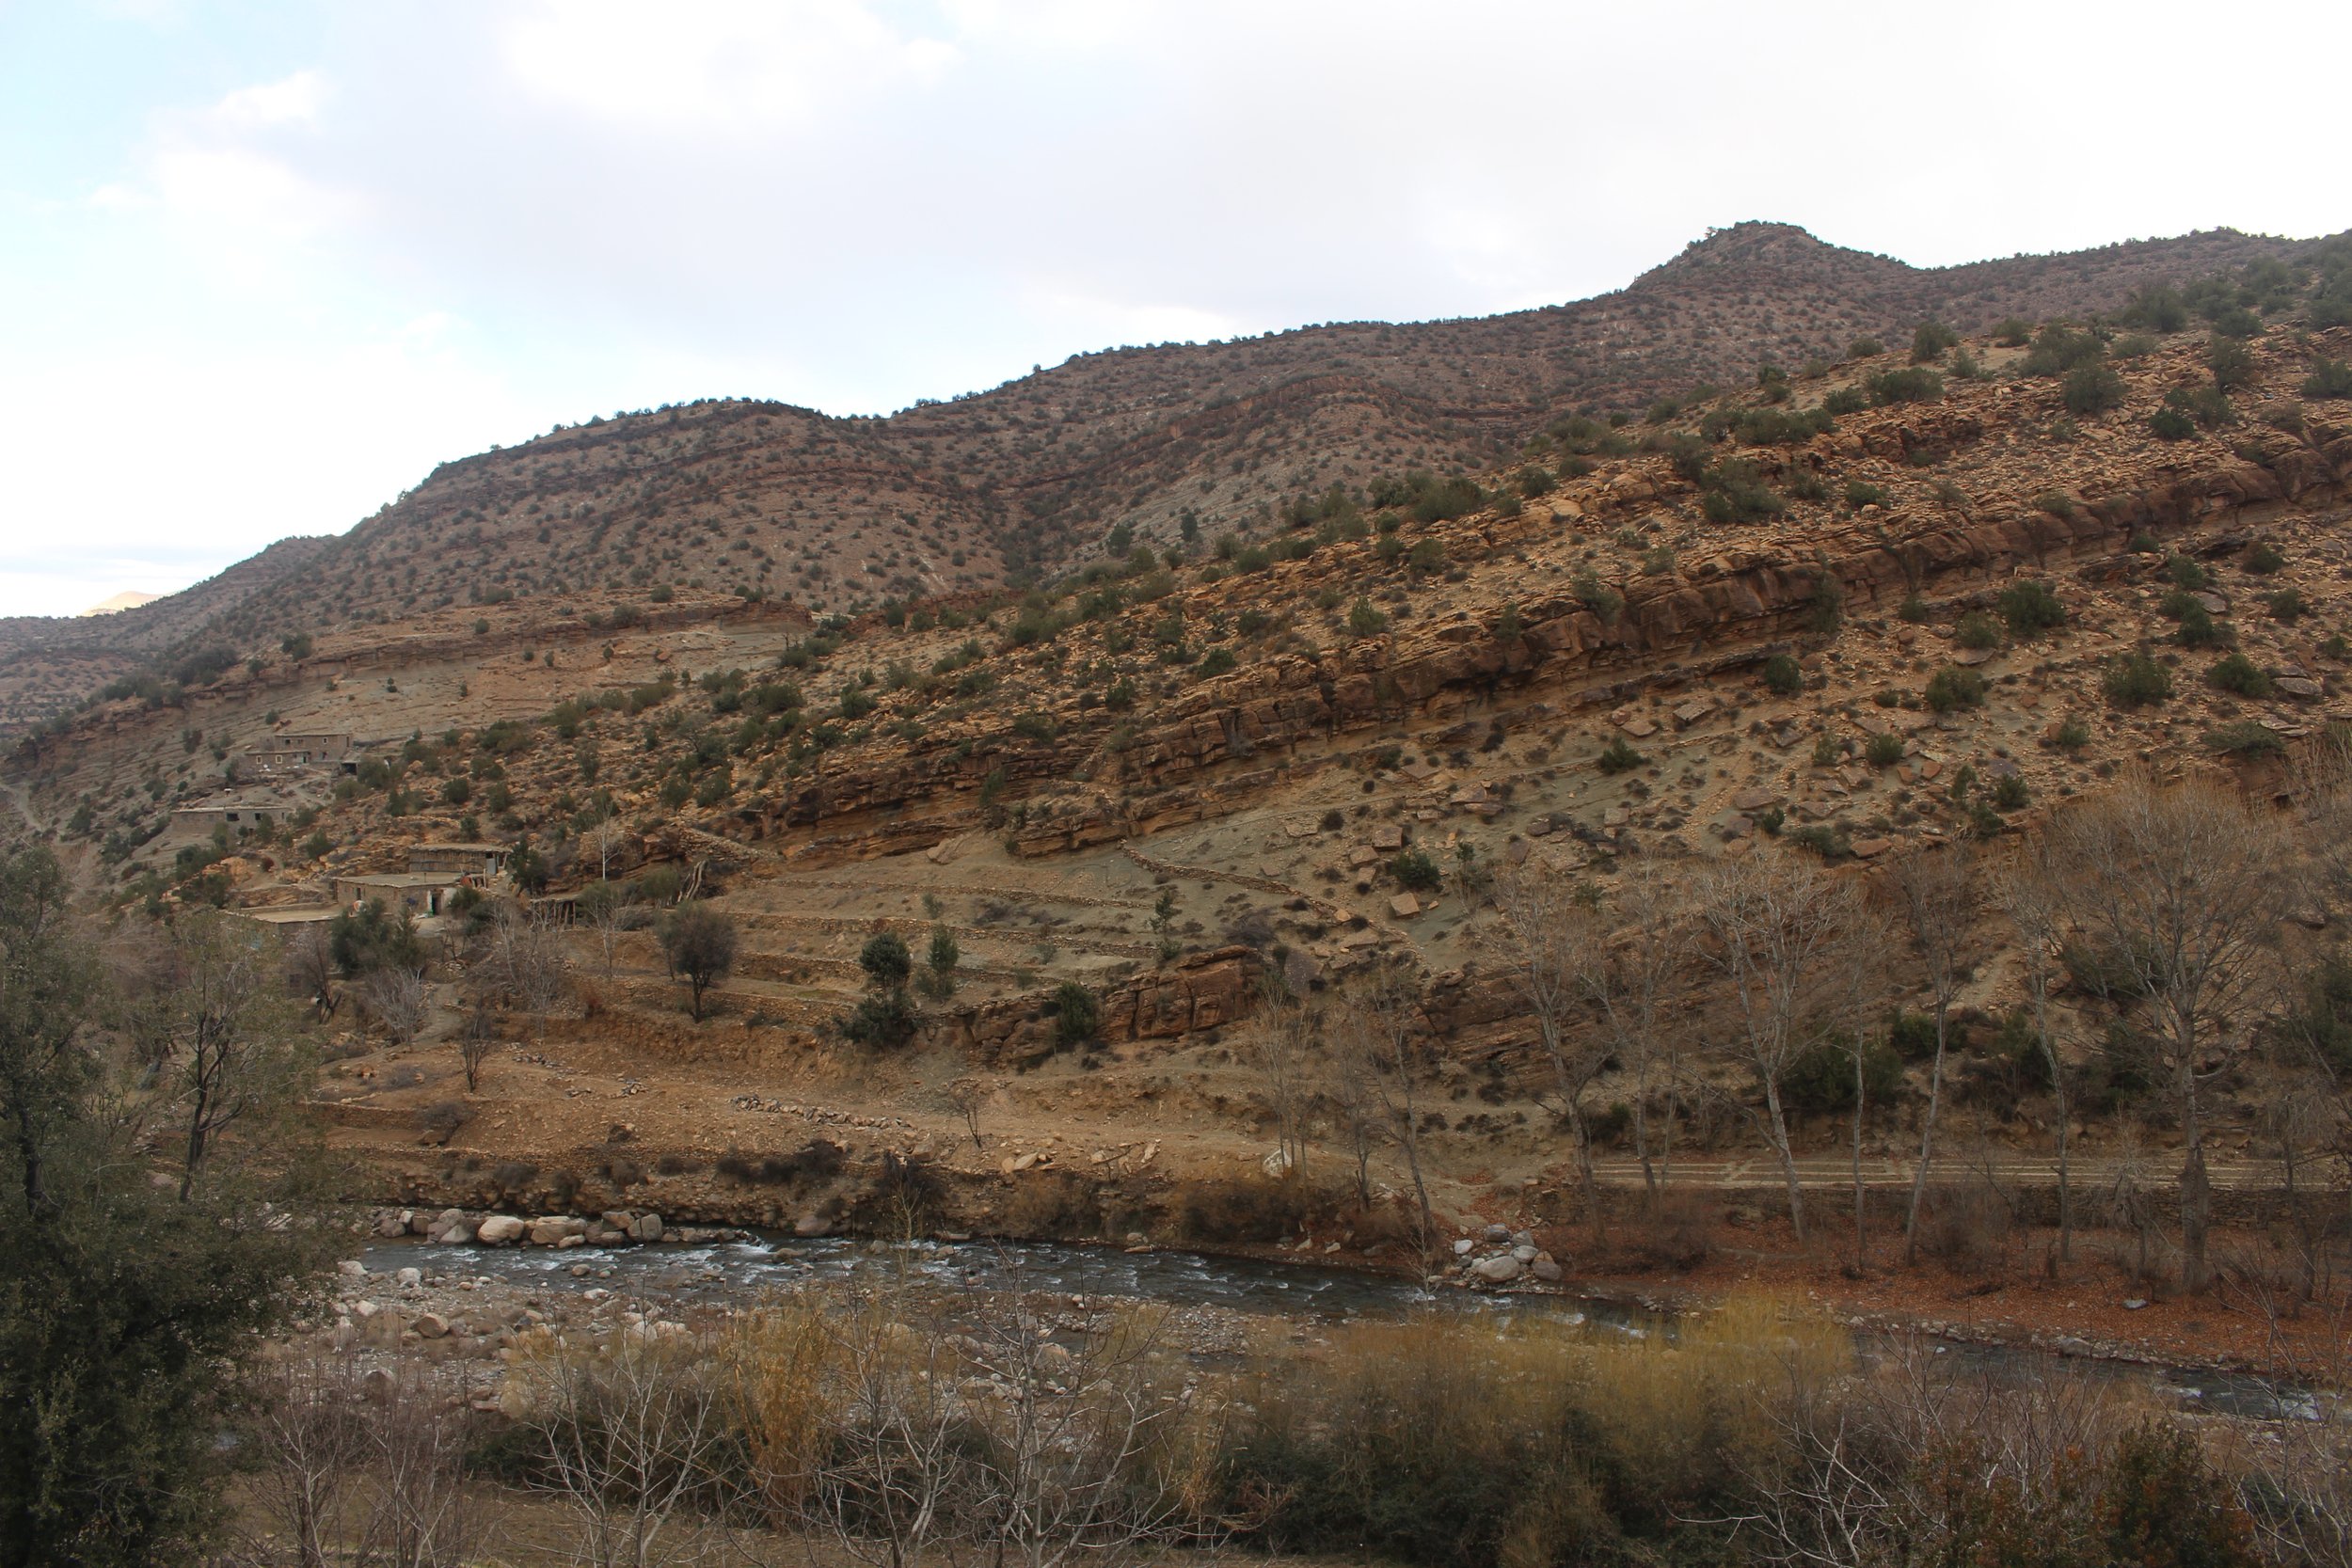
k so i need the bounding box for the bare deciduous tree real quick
[1888,844,1978,1263]
[1692,854,1869,1243]
[358,967,429,1046]
[244,1349,371,1568]
[1491,869,1613,1231]
[1333,967,1437,1257]
[285,920,340,1019]
[457,999,497,1094]
[577,879,631,984]
[478,903,569,1042]
[1996,834,2076,1263]
[513,1331,738,1568]
[160,911,308,1200]
[948,1077,988,1154]
[735,1269,1216,1568]
[2049,771,2294,1291]
[1240,967,1316,1178]
[1578,860,1690,1204]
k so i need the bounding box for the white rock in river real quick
[1452,1238,1476,1257]
[475,1215,526,1244]
[1470,1255,1524,1284]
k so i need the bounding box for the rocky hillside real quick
[4,223,2338,744]
[9,290,2352,1209]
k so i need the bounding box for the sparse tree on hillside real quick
[1890,844,1979,1263]
[481,902,568,1042]
[660,903,738,1021]
[1334,967,1437,1256]
[285,919,340,1019]
[1996,833,2077,1262]
[358,965,429,1046]
[1576,860,1690,1204]
[1692,853,1871,1243]
[1490,869,1613,1231]
[577,878,630,982]
[2048,771,2294,1291]
[1242,967,1317,1178]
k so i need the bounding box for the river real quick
[360,1231,2328,1423]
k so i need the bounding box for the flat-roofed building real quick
[332,870,469,918]
[407,842,510,878]
[244,731,353,774]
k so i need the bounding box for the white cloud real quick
[211,69,326,130]
[2,0,2346,618]
[497,1,961,130]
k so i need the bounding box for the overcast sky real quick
[1,0,2344,619]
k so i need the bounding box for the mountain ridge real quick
[1,219,2336,737]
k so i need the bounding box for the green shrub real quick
[1848,336,1885,358]
[1954,610,2001,650]
[2110,332,2158,359]
[1821,386,1867,417]
[1924,666,1987,712]
[2174,603,2232,649]
[2149,405,2199,441]
[840,987,917,1049]
[2164,384,2234,430]
[1991,773,2030,811]
[2207,335,2257,390]
[1389,848,1442,892]
[2245,541,2285,573]
[1198,646,1237,676]
[2103,652,2173,707]
[1910,321,1959,363]
[1347,598,1388,636]
[1729,406,1833,445]
[1699,459,1786,522]
[1787,824,1847,860]
[2021,323,2106,377]
[2119,283,2189,333]
[1865,732,1904,767]
[1843,479,1886,510]
[1898,593,1928,623]
[2206,653,2273,698]
[1993,316,2033,347]
[1051,982,1101,1050]
[1597,736,1646,774]
[2052,716,2090,751]
[2204,721,2285,759]
[1760,653,1804,695]
[1997,579,2067,637]
[1783,1036,1904,1115]
[2267,587,2309,622]
[2168,554,2211,590]
[1571,570,1623,621]
[1867,367,1944,405]
[2303,358,2352,398]
[2061,361,2126,416]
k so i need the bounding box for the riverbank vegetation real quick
[225,1273,2348,1567]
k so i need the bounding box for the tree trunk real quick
[1903,1000,1950,1263]
[1851,1045,1867,1271]
[1763,1080,1805,1242]
[2179,1047,2210,1292]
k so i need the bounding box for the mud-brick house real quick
[331,870,469,918]
[243,731,353,775]
[406,841,510,879]
[170,786,309,837]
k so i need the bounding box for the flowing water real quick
[361,1231,2327,1422]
